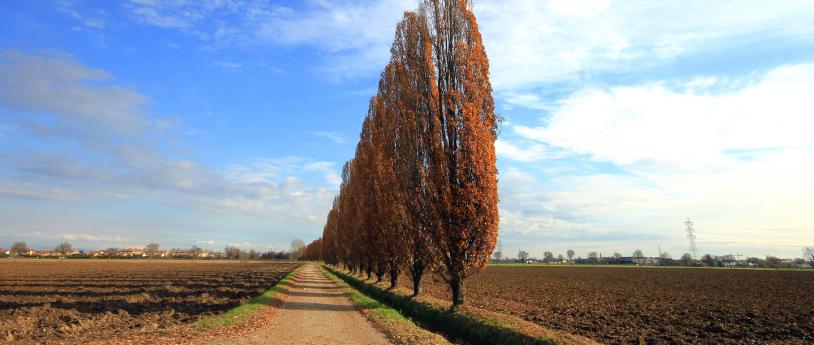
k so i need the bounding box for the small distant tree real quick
[803,246,814,267]
[608,252,622,264]
[145,243,160,259]
[765,255,782,269]
[557,254,564,262]
[588,251,599,264]
[543,251,554,263]
[224,246,241,260]
[492,247,502,262]
[10,242,27,257]
[721,254,736,268]
[632,249,643,259]
[290,239,305,260]
[248,249,259,260]
[566,249,575,264]
[658,252,672,266]
[55,242,72,257]
[793,258,806,270]
[701,254,716,267]
[518,250,529,262]
[680,253,693,266]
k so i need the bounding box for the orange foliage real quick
[315,0,498,307]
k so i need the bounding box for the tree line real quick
[301,0,499,308]
[494,246,814,269]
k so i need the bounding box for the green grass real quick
[321,267,450,345]
[324,265,564,345]
[194,266,300,330]
[321,268,403,320]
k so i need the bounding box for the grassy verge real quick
[194,265,301,330]
[321,266,451,345]
[323,265,596,345]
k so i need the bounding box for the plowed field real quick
[0,260,299,343]
[411,266,814,344]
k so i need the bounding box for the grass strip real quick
[324,265,571,345]
[194,265,301,330]
[321,266,451,345]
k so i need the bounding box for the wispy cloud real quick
[0,51,337,248]
[476,0,814,90]
[213,60,243,73]
[312,130,347,144]
[59,1,814,87]
[57,0,107,29]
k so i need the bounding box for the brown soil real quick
[0,260,299,343]
[407,266,814,344]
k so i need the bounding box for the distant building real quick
[621,257,660,266]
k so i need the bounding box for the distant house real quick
[621,257,660,266]
[114,248,145,257]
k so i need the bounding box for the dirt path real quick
[208,263,391,345]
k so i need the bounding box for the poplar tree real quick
[418,0,499,308]
[319,0,498,309]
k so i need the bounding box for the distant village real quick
[0,241,299,260]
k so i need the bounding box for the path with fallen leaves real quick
[208,263,391,345]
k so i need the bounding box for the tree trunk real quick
[409,261,424,297]
[375,265,385,283]
[450,274,464,309]
[366,264,373,280]
[389,266,400,289]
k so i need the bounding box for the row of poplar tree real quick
[301,0,499,308]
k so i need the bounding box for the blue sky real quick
[1,0,813,258]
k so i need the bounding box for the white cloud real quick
[497,63,814,257]
[0,51,338,249]
[312,130,347,144]
[61,1,814,86]
[303,161,336,171]
[213,60,243,73]
[475,0,814,90]
[58,0,107,29]
[130,6,191,28]
[115,0,412,78]
[495,139,551,162]
[263,0,413,78]
[0,51,148,133]
[324,173,342,189]
[514,63,814,168]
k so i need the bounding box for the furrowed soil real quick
[0,260,300,343]
[407,266,814,344]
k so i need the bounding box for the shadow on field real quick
[277,300,357,312]
[283,291,346,298]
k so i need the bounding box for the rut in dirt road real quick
[210,263,391,345]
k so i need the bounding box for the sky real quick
[1,0,813,258]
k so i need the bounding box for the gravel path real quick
[209,263,391,345]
